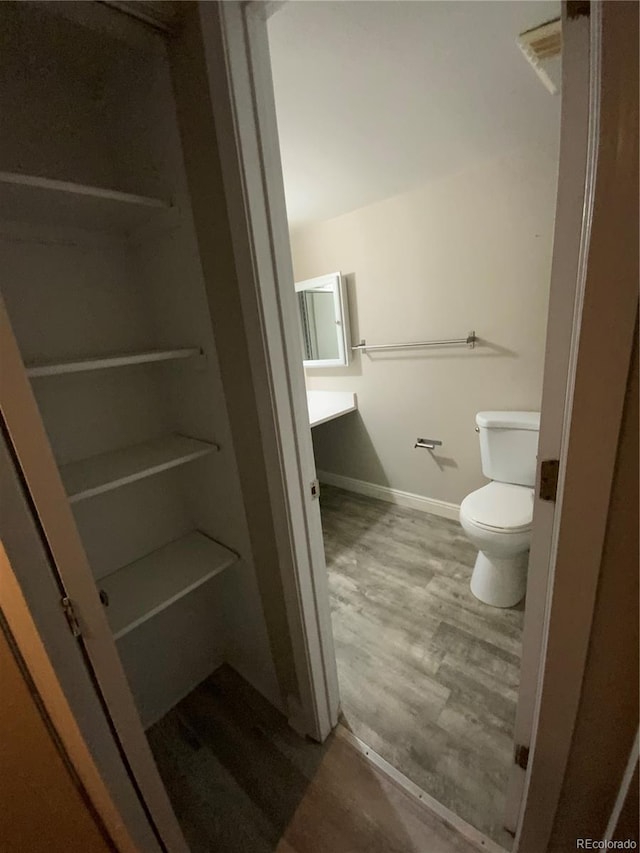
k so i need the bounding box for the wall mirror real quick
[295,272,351,368]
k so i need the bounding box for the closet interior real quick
[0,3,281,729]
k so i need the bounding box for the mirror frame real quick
[295,272,351,368]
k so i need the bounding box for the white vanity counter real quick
[307,390,357,428]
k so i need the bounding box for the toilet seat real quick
[460,482,534,533]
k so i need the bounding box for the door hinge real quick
[539,459,560,502]
[514,743,530,770]
[310,478,320,499]
[61,596,82,638]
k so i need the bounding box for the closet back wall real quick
[292,148,559,507]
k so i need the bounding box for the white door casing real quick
[516,2,638,849]
[198,0,341,741]
[503,3,593,836]
[0,432,154,853]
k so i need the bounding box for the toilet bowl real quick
[460,411,540,608]
[460,481,533,607]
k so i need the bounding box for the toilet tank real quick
[476,411,541,487]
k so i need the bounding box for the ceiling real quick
[267,1,561,228]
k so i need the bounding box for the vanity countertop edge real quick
[307,390,357,428]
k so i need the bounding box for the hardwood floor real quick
[320,485,523,847]
[148,665,481,853]
[147,486,523,851]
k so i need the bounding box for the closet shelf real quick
[103,532,238,640]
[26,347,201,378]
[0,171,172,230]
[61,434,218,504]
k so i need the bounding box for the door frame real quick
[206,0,637,850]
[516,1,638,848]
[0,423,163,852]
[198,0,341,742]
[503,0,594,835]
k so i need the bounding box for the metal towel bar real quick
[352,331,476,352]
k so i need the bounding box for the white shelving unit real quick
[103,532,238,640]
[61,434,219,503]
[1,1,280,746]
[26,347,201,378]
[0,171,172,230]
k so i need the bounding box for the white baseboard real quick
[316,470,460,521]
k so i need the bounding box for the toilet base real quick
[470,550,528,608]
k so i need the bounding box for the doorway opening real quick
[264,2,562,846]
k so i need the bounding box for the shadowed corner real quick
[146,664,451,853]
[311,411,390,492]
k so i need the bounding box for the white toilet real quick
[460,411,540,608]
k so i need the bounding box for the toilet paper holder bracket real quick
[414,438,442,450]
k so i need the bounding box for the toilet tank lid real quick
[476,411,541,430]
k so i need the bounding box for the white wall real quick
[291,147,559,506]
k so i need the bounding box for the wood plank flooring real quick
[148,665,481,853]
[320,485,523,848]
